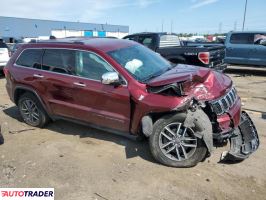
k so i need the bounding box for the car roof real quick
[23,37,136,52]
[125,32,170,36]
[229,31,266,34]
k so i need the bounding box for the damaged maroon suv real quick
[4,38,259,167]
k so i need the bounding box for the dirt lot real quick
[0,68,266,200]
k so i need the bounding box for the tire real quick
[149,112,207,168]
[18,92,49,128]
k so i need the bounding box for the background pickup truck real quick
[225,31,266,67]
[123,32,227,71]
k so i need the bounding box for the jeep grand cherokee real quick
[4,38,259,167]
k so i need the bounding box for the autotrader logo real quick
[0,188,54,199]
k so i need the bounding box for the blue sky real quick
[1,0,265,34]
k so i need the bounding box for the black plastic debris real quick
[220,111,259,163]
[0,126,4,145]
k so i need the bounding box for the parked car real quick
[225,31,266,66]
[10,43,23,56]
[4,38,259,167]
[0,40,10,71]
[123,32,227,71]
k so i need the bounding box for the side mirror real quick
[101,72,120,85]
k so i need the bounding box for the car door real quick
[40,48,80,118]
[70,50,131,132]
[226,33,254,65]
[250,33,266,66]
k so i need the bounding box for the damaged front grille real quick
[210,87,237,115]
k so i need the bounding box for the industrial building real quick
[0,16,129,42]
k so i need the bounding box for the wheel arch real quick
[14,86,49,114]
[141,109,213,153]
[141,111,186,137]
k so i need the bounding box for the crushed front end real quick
[207,87,260,161]
[144,64,259,162]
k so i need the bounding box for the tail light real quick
[3,67,9,77]
[198,52,210,65]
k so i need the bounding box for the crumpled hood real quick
[147,64,232,100]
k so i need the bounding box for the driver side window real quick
[75,51,114,80]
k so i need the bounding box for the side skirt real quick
[51,115,140,141]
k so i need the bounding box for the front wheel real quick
[149,113,207,168]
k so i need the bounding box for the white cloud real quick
[0,0,160,22]
[190,0,219,9]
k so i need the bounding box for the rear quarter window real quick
[159,35,181,47]
[16,49,43,68]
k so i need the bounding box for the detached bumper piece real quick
[215,63,227,72]
[0,127,4,145]
[220,111,259,162]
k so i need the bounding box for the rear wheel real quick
[149,113,207,167]
[18,92,49,127]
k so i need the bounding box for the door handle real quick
[73,82,86,87]
[33,74,44,78]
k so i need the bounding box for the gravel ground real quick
[0,68,265,200]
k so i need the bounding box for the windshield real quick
[107,45,171,82]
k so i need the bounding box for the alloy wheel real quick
[20,99,40,126]
[159,122,197,161]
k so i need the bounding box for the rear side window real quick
[160,35,181,47]
[16,49,43,68]
[42,49,76,74]
[230,33,254,44]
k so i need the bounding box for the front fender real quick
[183,109,213,153]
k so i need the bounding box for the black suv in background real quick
[123,32,227,71]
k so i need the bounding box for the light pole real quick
[242,0,248,31]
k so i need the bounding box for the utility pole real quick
[242,0,248,31]
[218,22,222,34]
[234,21,237,31]
[161,19,164,32]
[170,20,173,33]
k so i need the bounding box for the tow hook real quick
[220,111,259,162]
